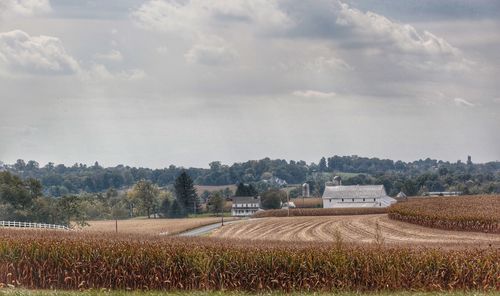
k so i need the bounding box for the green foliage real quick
[261,189,286,209]
[207,192,224,215]
[235,183,257,196]
[169,199,186,218]
[174,171,199,215]
[129,180,160,218]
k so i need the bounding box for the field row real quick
[252,207,387,218]
[211,215,500,248]
[388,196,500,233]
[0,230,498,292]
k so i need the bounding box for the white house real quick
[322,184,396,208]
[231,196,261,217]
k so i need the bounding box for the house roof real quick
[232,196,261,204]
[322,185,388,199]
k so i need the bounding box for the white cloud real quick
[185,37,237,66]
[336,2,459,57]
[132,0,291,34]
[0,30,80,75]
[292,90,337,98]
[305,55,352,72]
[93,49,123,62]
[454,98,475,107]
[0,0,51,17]
[83,63,146,81]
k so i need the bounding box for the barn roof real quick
[232,196,261,204]
[322,185,388,199]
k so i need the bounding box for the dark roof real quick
[232,196,261,204]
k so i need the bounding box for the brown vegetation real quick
[212,215,500,248]
[84,217,235,236]
[289,197,322,208]
[252,207,387,218]
[0,229,498,292]
[388,195,500,233]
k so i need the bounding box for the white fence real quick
[0,220,69,230]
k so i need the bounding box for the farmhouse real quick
[322,184,396,208]
[231,196,261,217]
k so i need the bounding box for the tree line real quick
[1,155,499,198]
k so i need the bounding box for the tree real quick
[169,199,186,218]
[160,198,171,218]
[174,171,199,214]
[55,195,87,227]
[208,192,224,216]
[129,180,159,218]
[261,189,286,209]
[319,157,327,172]
[235,183,257,196]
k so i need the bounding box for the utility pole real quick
[287,189,290,217]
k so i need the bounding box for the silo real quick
[302,183,310,197]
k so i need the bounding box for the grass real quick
[1,289,499,296]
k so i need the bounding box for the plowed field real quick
[211,214,500,248]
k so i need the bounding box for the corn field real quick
[388,195,500,233]
[0,229,498,292]
[252,207,387,218]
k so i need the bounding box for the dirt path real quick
[211,214,500,248]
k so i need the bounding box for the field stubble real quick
[211,214,500,248]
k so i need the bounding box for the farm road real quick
[178,219,245,237]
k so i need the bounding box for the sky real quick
[0,0,499,168]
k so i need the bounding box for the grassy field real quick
[212,214,500,248]
[84,217,236,236]
[1,229,498,292]
[388,195,500,233]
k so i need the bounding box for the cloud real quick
[131,0,291,34]
[83,63,146,81]
[454,98,475,107]
[184,37,237,66]
[292,90,337,98]
[93,49,123,62]
[305,55,352,72]
[0,0,51,17]
[0,30,80,75]
[335,3,460,57]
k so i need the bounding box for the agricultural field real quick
[211,214,500,248]
[0,229,498,292]
[84,217,234,236]
[388,195,500,233]
[253,207,387,218]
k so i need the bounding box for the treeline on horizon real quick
[1,155,499,197]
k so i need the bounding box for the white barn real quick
[322,184,396,208]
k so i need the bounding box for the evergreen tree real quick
[174,171,199,214]
[319,157,327,172]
